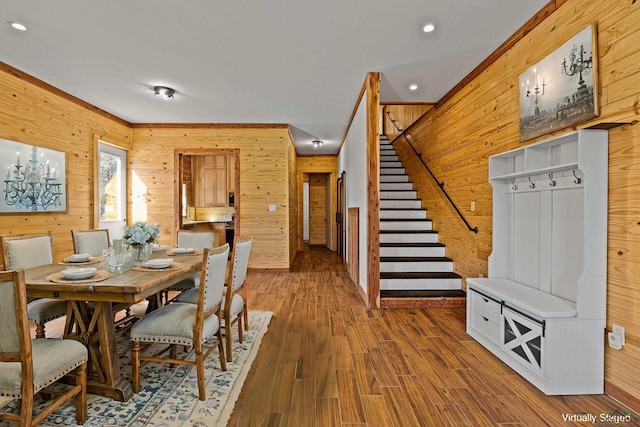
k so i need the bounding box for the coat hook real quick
[511,178,518,190]
[549,173,557,187]
[573,170,582,184]
[528,176,535,189]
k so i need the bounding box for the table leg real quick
[65,301,133,401]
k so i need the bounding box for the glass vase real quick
[130,243,149,264]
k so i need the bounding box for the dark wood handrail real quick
[385,111,478,233]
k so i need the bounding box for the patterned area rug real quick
[0,310,273,427]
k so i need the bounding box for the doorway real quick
[305,173,332,247]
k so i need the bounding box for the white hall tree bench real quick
[467,129,608,395]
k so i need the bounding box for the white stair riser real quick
[380,168,406,175]
[381,161,403,168]
[380,182,413,191]
[381,261,453,272]
[380,200,422,209]
[381,246,445,257]
[380,233,439,243]
[380,221,432,231]
[380,155,399,161]
[380,210,426,219]
[380,278,462,291]
[380,175,409,183]
[380,191,417,199]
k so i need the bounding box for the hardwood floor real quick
[32,247,636,426]
[228,247,636,427]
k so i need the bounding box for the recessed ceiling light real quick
[409,84,418,91]
[9,21,27,31]
[422,23,436,33]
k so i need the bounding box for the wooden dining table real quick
[23,252,203,401]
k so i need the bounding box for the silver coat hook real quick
[528,177,535,189]
[573,170,582,184]
[549,173,557,187]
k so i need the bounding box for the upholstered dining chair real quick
[174,236,252,362]
[130,244,229,401]
[165,230,217,297]
[71,228,110,256]
[0,233,68,339]
[0,269,88,427]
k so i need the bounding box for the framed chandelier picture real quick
[1,138,67,213]
[519,24,599,141]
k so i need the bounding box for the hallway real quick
[229,247,631,426]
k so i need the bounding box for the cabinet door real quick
[193,155,228,207]
[227,154,236,193]
[500,308,543,376]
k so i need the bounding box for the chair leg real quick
[217,329,227,372]
[225,319,233,362]
[132,341,141,393]
[243,306,249,331]
[195,350,205,401]
[238,316,244,343]
[35,323,46,339]
[75,363,87,424]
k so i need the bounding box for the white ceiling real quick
[1,0,547,155]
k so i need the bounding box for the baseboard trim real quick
[605,380,640,415]
[380,297,466,309]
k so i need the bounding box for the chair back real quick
[0,271,28,356]
[229,236,252,292]
[177,230,215,250]
[199,244,229,312]
[1,233,54,270]
[71,229,110,256]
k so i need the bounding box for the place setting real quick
[167,247,202,256]
[46,266,110,284]
[133,257,184,271]
[58,252,101,265]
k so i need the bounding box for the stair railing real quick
[385,111,478,233]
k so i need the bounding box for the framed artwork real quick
[519,24,599,141]
[1,138,67,213]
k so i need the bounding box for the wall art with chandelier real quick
[1,138,67,213]
[519,24,599,142]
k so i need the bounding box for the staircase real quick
[379,135,465,308]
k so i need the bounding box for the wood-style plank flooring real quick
[228,247,636,427]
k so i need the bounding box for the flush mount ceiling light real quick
[422,23,436,33]
[153,86,175,100]
[312,140,324,148]
[8,21,27,31]
[409,84,418,91]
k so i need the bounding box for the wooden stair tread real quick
[380,218,431,222]
[380,271,461,279]
[381,289,466,298]
[380,229,437,234]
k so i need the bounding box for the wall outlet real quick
[612,324,625,347]
[608,332,623,350]
[268,204,276,212]
[470,201,476,212]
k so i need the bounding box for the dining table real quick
[23,251,204,402]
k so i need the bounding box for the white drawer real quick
[470,289,500,324]
[470,311,499,344]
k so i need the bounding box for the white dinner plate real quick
[143,258,173,269]
[66,253,91,263]
[171,247,194,254]
[61,267,97,280]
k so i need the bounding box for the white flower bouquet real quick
[123,221,160,246]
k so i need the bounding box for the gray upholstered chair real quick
[0,269,87,426]
[131,244,229,401]
[0,233,68,339]
[71,228,110,256]
[174,236,252,362]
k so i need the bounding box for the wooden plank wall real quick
[287,134,299,265]
[381,104,433,140]
[390,0,640,408]
[0,64,131,268]
[130,125,293,270]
